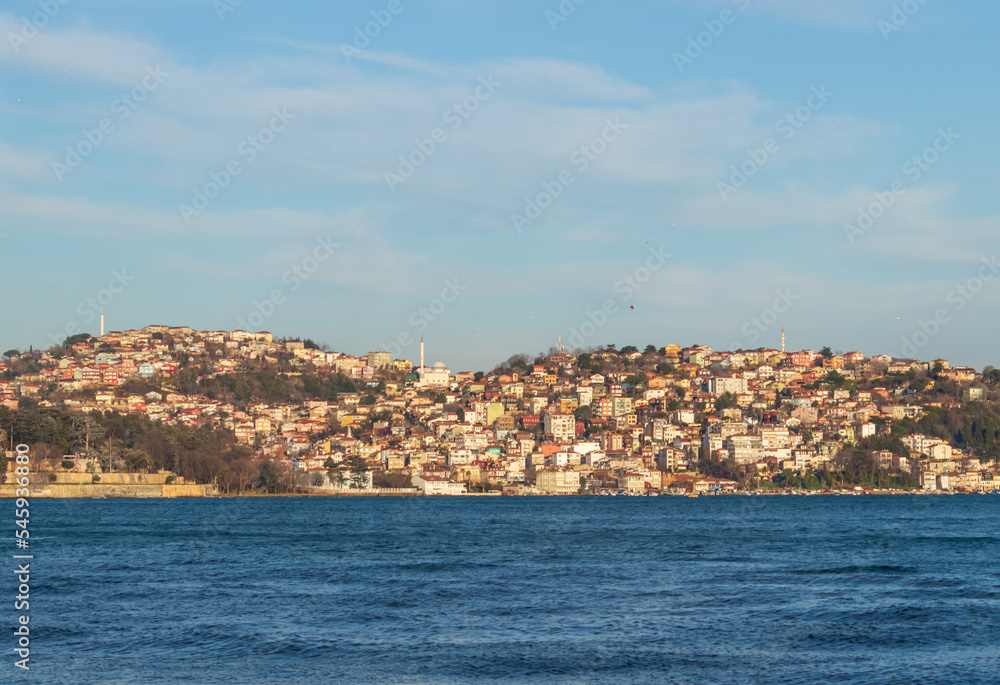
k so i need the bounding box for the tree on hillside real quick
[257,460,281,493]
[62,333,92,346]
[825,371,847,388]
[346,455,369,489]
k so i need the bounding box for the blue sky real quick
[2,0,998,372]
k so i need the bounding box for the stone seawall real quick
[42,472,185,485]
[0,483,214,498]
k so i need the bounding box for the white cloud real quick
[0,13,166,84]
[1,19,987,281]
[688,0,899,29]
[0,141,52,183]
[754,0,894,27]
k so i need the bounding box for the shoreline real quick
[4,489,996,499]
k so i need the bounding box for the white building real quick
[412,475,467,495]
[367,351,391,369]
[928,443,953,461]
[415,338,451,388]
[707,376,749,396]
[535,469,580,494]
[760,426,790,449]
[418,361,451,388]
[544,412,576,444]
[726,435,765,465]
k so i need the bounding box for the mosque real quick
[416,336,451,388]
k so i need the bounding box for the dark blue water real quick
[9,495,1000,684]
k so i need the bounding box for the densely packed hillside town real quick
[2,324,999,496]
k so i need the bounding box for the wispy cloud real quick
[0,13,166,84]
[693,0,899,28]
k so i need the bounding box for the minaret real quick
[420,335,425,373]
[100,309,105,337]
[781,327,785,353]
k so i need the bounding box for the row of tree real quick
[893,404,1000,461]
[0,404,409,494]
[697,451,921,490]
[0,405,247,485]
